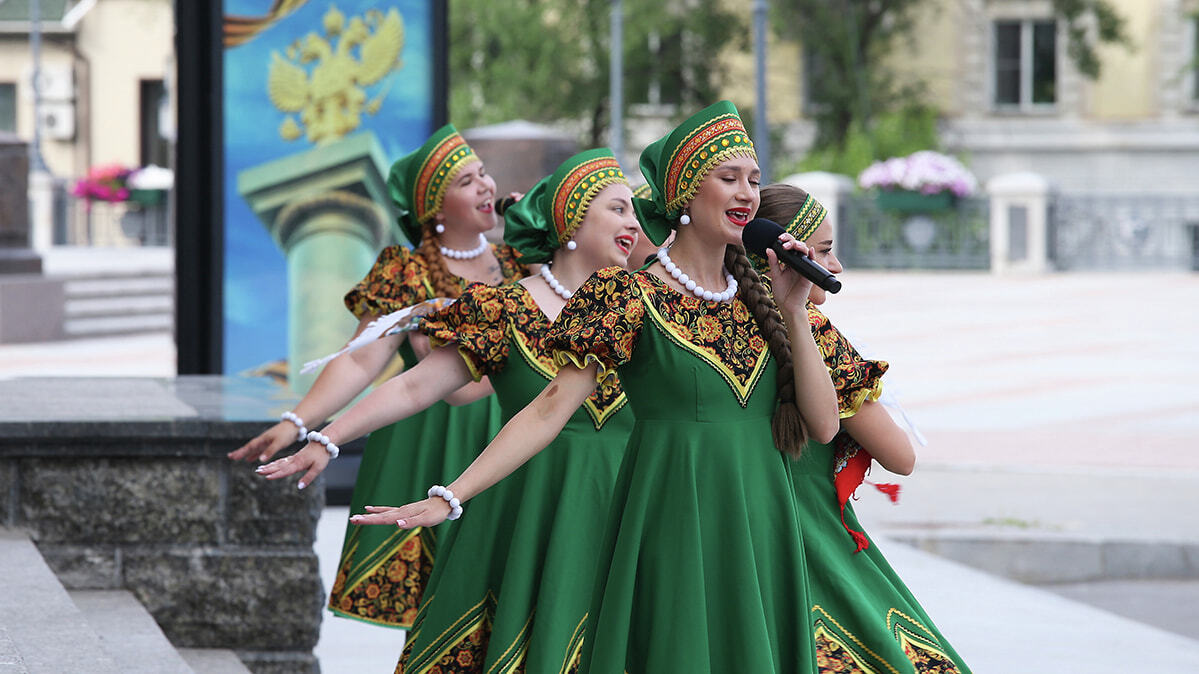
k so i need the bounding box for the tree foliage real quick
[447,0,745,147]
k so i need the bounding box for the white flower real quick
[857,151,977,196]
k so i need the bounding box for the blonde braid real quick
[724,245,806,457]
[414,222,464,299]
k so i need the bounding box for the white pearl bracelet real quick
[281,411,307,443]
[306,430,340,459]
[427,484,463,520]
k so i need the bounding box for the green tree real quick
[447,0,745,147]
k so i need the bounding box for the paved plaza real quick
[2,269,1198,672]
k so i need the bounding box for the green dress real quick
[548,267,818,674]
[800,307,969,673]
[328,244,525,629]
[397,282,633,673]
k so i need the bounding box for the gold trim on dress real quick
[635,279,770,408]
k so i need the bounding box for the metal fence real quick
[1049,193,1199,271]
[839,194,991,270]
[50,178,172,247]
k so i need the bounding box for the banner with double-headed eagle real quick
[221,1,440,386]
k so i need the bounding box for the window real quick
[634,30,684,107]
[0,83,15,133]
[802,45,832,113]
[994,20,1057,108]
[139,80,169,167]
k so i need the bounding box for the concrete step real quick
[62,313,174,337]
[64,294,174,318]
[54,267,174,339]
[0,528,121,673]
[69,590,193,674]
[177,649,253,674]
[63,275,174,298]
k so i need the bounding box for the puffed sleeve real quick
[420,283,510,381]
[807,306,889,418]
[545,266,645,391]
[343,245,433,319]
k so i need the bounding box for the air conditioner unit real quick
[24,65,75,101]
[37,102,76,140]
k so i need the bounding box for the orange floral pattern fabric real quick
[421,282,627,430]
[546,266,771,406]
[344,244,526,319]
[807,305,888,418]
[328,529,433,629]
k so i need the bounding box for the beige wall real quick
[77,0,174,169]
[0,37,78,176]
[0,0,173,179]
[720,28,802,124]
[1087,0,1158,119]
[889,0,965,116]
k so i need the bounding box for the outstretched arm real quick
[228,314,405,463]
[408,331,495,406]
[841,400,915,475]
[256,343,476,488]
[349,363,598,528]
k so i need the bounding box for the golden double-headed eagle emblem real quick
[268,5,405,144]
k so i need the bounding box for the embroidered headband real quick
[386,124,480,245]
[788,193,828,242]
[504,148,629,264]
[634,101,757,245]
[750,190,830,271]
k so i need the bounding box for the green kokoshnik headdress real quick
[386,123,480,246]
[504,148,628,264]
[749,191,829,271]
[633,100,757,246]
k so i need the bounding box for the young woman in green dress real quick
[230,124,525,629]
[757,183,971,672]
[262,149,642,671]
[352,101,842,673]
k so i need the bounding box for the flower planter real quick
[875,190,955,213]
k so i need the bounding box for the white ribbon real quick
[300,298,456,374]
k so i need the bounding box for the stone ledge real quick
[0,376,322,674]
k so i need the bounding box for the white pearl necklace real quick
[656,247,738,303]
[439,234,489,260]
[539,264,573,299]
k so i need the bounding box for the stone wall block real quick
[39,544,121,589]
[20,457,220,544]
[122,549,323,650]
[226,463,324,546]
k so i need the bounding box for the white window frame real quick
[991,18,1058,113]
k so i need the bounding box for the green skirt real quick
[580,415,817,674]
[793,439,970,673]
[328,353,503,628]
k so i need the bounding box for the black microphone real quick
[742,218,842,294]
[494,196,518,216]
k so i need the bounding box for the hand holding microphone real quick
[741,218,841,293]
[494,191,523,217]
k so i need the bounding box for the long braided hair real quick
[724,244,807,457]
[413,221,466,299]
